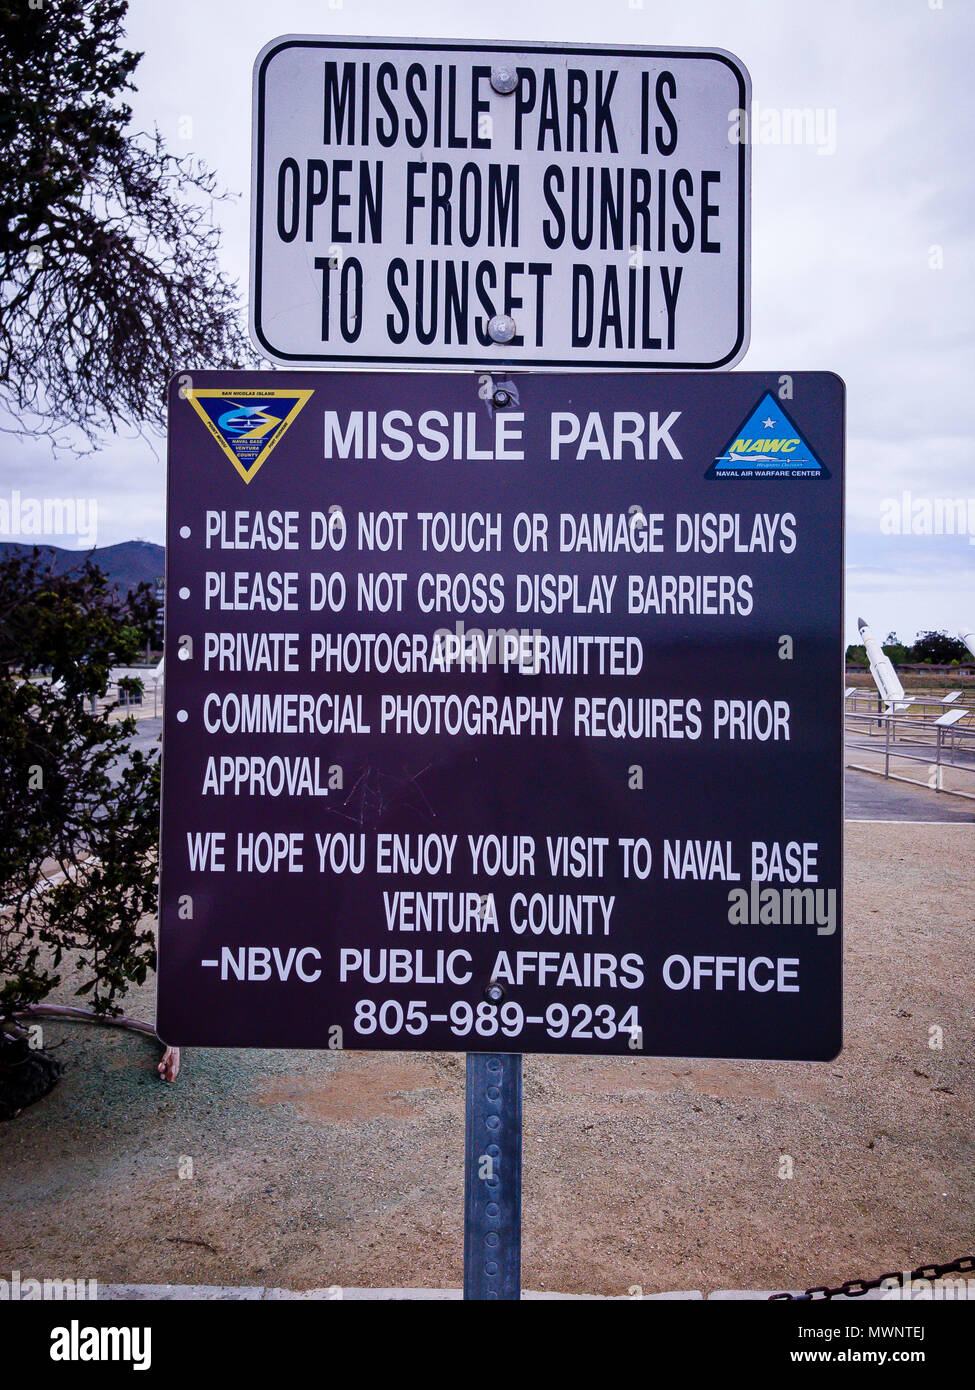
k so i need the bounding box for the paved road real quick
[129,715,162,759]
[844,766,975,822]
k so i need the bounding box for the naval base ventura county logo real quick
[706,391,830,480]
[186,388,313,483]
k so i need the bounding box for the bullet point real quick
[176,710,188,723]
[179,586,190,600]
[179,525,191,539]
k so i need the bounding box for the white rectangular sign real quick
[251,36,751,370]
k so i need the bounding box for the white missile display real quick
[960,627,975,661]
[858,616,906,706]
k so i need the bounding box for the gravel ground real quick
[0,818,972,1296]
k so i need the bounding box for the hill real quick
[0,539,164,595]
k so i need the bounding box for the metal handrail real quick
[845,705,975,799]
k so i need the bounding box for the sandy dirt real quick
[1,820,972,1296]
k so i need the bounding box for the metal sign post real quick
[464,1053,523,1300]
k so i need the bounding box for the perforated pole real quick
[463,1052,522,1299]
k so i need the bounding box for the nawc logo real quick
[706,391,829,480]
[187,388,313,483]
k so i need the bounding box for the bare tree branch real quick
[0,0,257,445]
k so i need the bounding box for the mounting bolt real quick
[490,66,519,95]
[485,982,505,1004]
[492,388,511,408]
[488,314,516,344]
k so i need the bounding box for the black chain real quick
[769,1255,975,1300]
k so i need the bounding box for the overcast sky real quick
[2,0,972,645]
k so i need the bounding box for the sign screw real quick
[492,388,511,408]
[485,982,505,1004]
[488,314,516,344]
[490,66,519,94]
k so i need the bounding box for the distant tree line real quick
[845,631,972,667]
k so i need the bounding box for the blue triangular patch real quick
[706,392,830,479]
